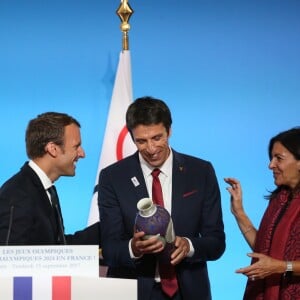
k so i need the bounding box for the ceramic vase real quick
[135,198,176,264]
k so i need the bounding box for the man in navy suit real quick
[99,97,225,300]
[0,112,100,245]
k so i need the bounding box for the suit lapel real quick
[127,152,149,201]
[22,163,60,241]
[171,151,186,220]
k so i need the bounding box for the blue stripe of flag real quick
[13,277,32,300]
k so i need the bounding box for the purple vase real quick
[135,198,176,264]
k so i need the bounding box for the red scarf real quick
[244,189,300,300]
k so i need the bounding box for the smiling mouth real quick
[148,153,161,161]
[273,173,282,181]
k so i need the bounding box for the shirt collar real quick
[28,160,53,190]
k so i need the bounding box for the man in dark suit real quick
[99,97,225,300]
[0,112,100,245]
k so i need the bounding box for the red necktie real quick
[151,168,178,298]
[151,168,164,207]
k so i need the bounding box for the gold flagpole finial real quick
[116,0,134,51]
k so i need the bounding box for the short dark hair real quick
[26,112,81,159]
[268,127,300,161]
[126,96,172,136]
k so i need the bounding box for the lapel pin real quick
[131,176,140,187]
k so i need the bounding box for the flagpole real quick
[116,0,134,51]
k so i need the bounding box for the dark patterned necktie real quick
[151,168,178,298]
[48,186,66,245]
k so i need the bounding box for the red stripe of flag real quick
[116,125,130,160]
[52,276,71,300]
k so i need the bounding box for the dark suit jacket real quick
[99,150,225,300]
[0,162,100,245]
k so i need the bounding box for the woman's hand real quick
[224,177,244,217]
[236,253,286,280]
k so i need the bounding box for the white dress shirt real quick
[28,160,53,203]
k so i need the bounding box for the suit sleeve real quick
[173,160,225,263]
[98,167,136,269]
[190,162,225,261]
[65,222,100,245]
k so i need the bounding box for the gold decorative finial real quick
[116,0,134,51]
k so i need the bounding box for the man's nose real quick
[78,147,85,158]
[146,140,156,153]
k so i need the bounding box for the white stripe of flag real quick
[87,50,136,225]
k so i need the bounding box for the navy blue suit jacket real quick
[99,150,225,300]
[0,162,100,245]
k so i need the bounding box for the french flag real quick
[0,276,71,300]
[0,276,137,300]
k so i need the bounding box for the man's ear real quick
[45,142,57,157]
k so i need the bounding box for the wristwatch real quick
[286,261,293,273]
